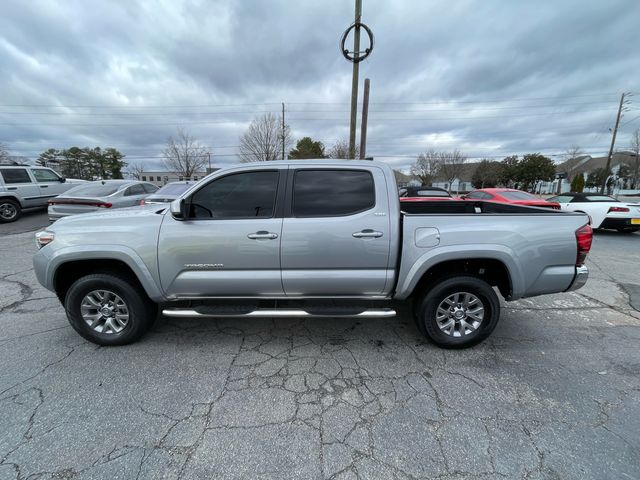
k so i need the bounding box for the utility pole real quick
[601,93,626,194]
[282,102,286,160]
[359,78,370,159]
[207,151,212,174]
[348,0,362,159]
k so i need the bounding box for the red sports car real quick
[462,188,560,209]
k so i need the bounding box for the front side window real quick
[32,168,61,183]
[466,191,484,199]
[293,169,375,217]
[1,168,32,184]
[189,170,279,219]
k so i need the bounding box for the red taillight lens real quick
[97,202,112,208]
[608,206,629,213]
[575,224,592,266]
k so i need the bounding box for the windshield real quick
[416,189,450,197]
[64,183,123,197]
[500,191,540,201]
[154,183,192,196]
[584,195,618,202]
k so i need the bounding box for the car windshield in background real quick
[65,183,122,197]
[500,191,540,201]
[584,195,618,202]
[155,183,192,195]
[416,190,450,197]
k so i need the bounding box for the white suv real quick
[0,166,83,223]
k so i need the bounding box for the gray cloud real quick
[1,0,638,172]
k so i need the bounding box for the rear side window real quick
[126,184,146,196]
[190,170,279,219]
[1,169,32,184]
[466,191,486,199]
[293,169,375,217]
[500,191,539,201]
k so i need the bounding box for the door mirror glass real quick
[59,177,66,183]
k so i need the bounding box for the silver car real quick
[140,181,194,205]
[48,180,158,221]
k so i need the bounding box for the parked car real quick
[547,192,640,233]
[140,181,195,205]
[399,186,456,202]
[48,180,158,221]
[0,165,85,223]
[463,188,560,209]
[33,160,591,349]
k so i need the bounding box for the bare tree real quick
[410,150,441,185]
[328,139,359,159]
[438,150,467,193]
[564,144,585,173]
[126,161,146,180]
[630,128,640,189]
[239,113,291,162]
[0,142,9,163]
[162,128,208,178]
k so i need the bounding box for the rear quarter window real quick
[292,169,375,217]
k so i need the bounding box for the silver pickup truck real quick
[33,160,592,348]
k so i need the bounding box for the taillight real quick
[608,206,629,213]
[97,202,112,208]
[575,224,592,266]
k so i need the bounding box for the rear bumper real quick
[566,265,589,292]
[599,217,639,230]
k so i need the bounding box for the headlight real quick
[35,231,55,249]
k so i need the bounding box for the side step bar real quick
[162,308,396,319]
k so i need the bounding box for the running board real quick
[162,308,396,319]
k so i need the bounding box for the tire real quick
[0,199,21,223]
[414,275,500,349]
[64,273,157,346]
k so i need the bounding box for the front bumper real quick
[566,265,589,292]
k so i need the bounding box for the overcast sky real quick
[1,0,639,172]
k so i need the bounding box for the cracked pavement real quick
[0,225,639,480]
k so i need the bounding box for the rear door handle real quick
[7,187,17,191]
[247,231,278,240]
[352,229,383,238]
[41,185,48,188]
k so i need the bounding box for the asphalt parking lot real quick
[0,217,639,479]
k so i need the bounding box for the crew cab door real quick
[280,167,391,296]
[157,168,285,298]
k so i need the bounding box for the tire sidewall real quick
[0,199,21,223]
[418,276,500,348]
[65,274,155,346]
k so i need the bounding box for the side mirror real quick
[59,177,66,183]
[170,198,188,220]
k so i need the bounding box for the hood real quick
[50,205,167,230]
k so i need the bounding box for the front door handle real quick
[352,229,383,238]
[247,231,278,240]
[41,185,49,188]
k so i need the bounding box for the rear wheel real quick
[414,275,500,348]
[0,199,21,223]
[64,273,157,345]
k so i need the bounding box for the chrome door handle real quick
[352,229,383,238]
[247,231,278,240]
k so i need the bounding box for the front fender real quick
[38,244,166,302]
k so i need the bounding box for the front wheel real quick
[64,273,157,346]
[414,275,500,348]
